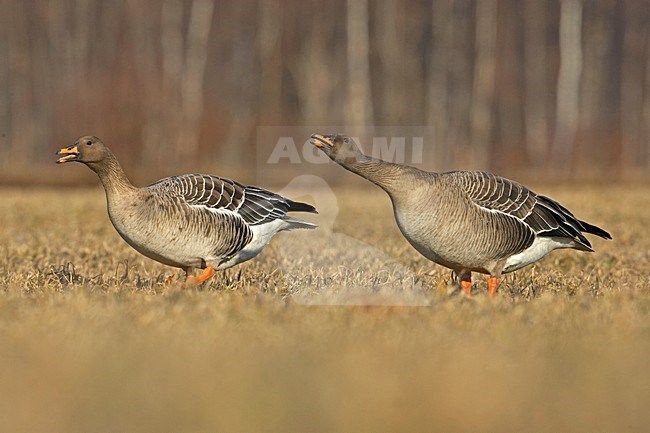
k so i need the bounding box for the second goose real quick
[310,133,611,297]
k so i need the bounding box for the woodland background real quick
[1,0,650,183]
[1,3,648,430]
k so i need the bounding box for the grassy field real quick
[0,184,648,432]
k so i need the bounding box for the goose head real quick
[310,133,365,165]
[56,135,111,168]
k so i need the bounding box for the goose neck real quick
[89,153,136,196]
[344,155,405,193]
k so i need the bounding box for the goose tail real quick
[579,220,612,240]
[287,199,318,214]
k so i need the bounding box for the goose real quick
[310,133,611,297]
[56,135,317,285]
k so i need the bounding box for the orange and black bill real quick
[55,145,79,164]
[309,133,334,149]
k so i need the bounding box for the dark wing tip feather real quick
[576,234,593,250]
[287,200,318,214]
[579,220,612,240]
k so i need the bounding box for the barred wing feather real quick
[452,171,596,250]
[147,174,312,226]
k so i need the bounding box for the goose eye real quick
[86,140,92,146]
[343,137,350,144]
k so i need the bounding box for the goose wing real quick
[450,171,595,250]
[147,174,313,226]
[144,174,253,260]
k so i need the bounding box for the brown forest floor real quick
[0,184,648,432]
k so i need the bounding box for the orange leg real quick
[185,266,216,287]
[487,276,498,298]
[460,276,472,296]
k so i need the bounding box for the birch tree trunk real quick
[133,0,167,167]
[495,1,525,171]
[553,0,583,170]
[0,0,10,159]
[7,1,32,165]
[447,1,473,164]
[427,0,454,170]
[523,0,549,164]
[643,32,650,169]
[579,1,614,158]
[470,0,497,168]
[159,0,184,162]
[376,0,423,124]
[377,0,401,122]
[31,14,53,164]
[223,2,257,167]
[258,0,283,122]
[291,16,341,125]
[620,2,647,170]
[345,0,373,130]
[178,0,214,158]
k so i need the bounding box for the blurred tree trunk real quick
[31,9,53,164]
[495,1,525,172]
[3,0,650,180]
[376,0,423,124]
[620,2,647,171]
[377,0,402,122]
[144,0,213,167]
[523,0,549,165]
[133,0,166,167]
[552,0,582,171]
[579,0,618,171]
[178,0,214,158]
[448,0,473,165]
[7,1,33,166]
[470,0,497,168]
[223,1,257,167]
[258,0,283,123]
[71,0,92,86]
[643,31,650,169]
[0,0,9,149]
[158,0,183,163]
[345,0,373,130]
[0,0,9,161]
[291,17,341,125]
[427,0,454,170]
[97,1,122,72]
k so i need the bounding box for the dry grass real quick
[0,184,648,433]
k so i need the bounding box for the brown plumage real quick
[310,133,611,297]
[56,135,317,284]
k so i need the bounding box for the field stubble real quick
[0,184,648,432]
